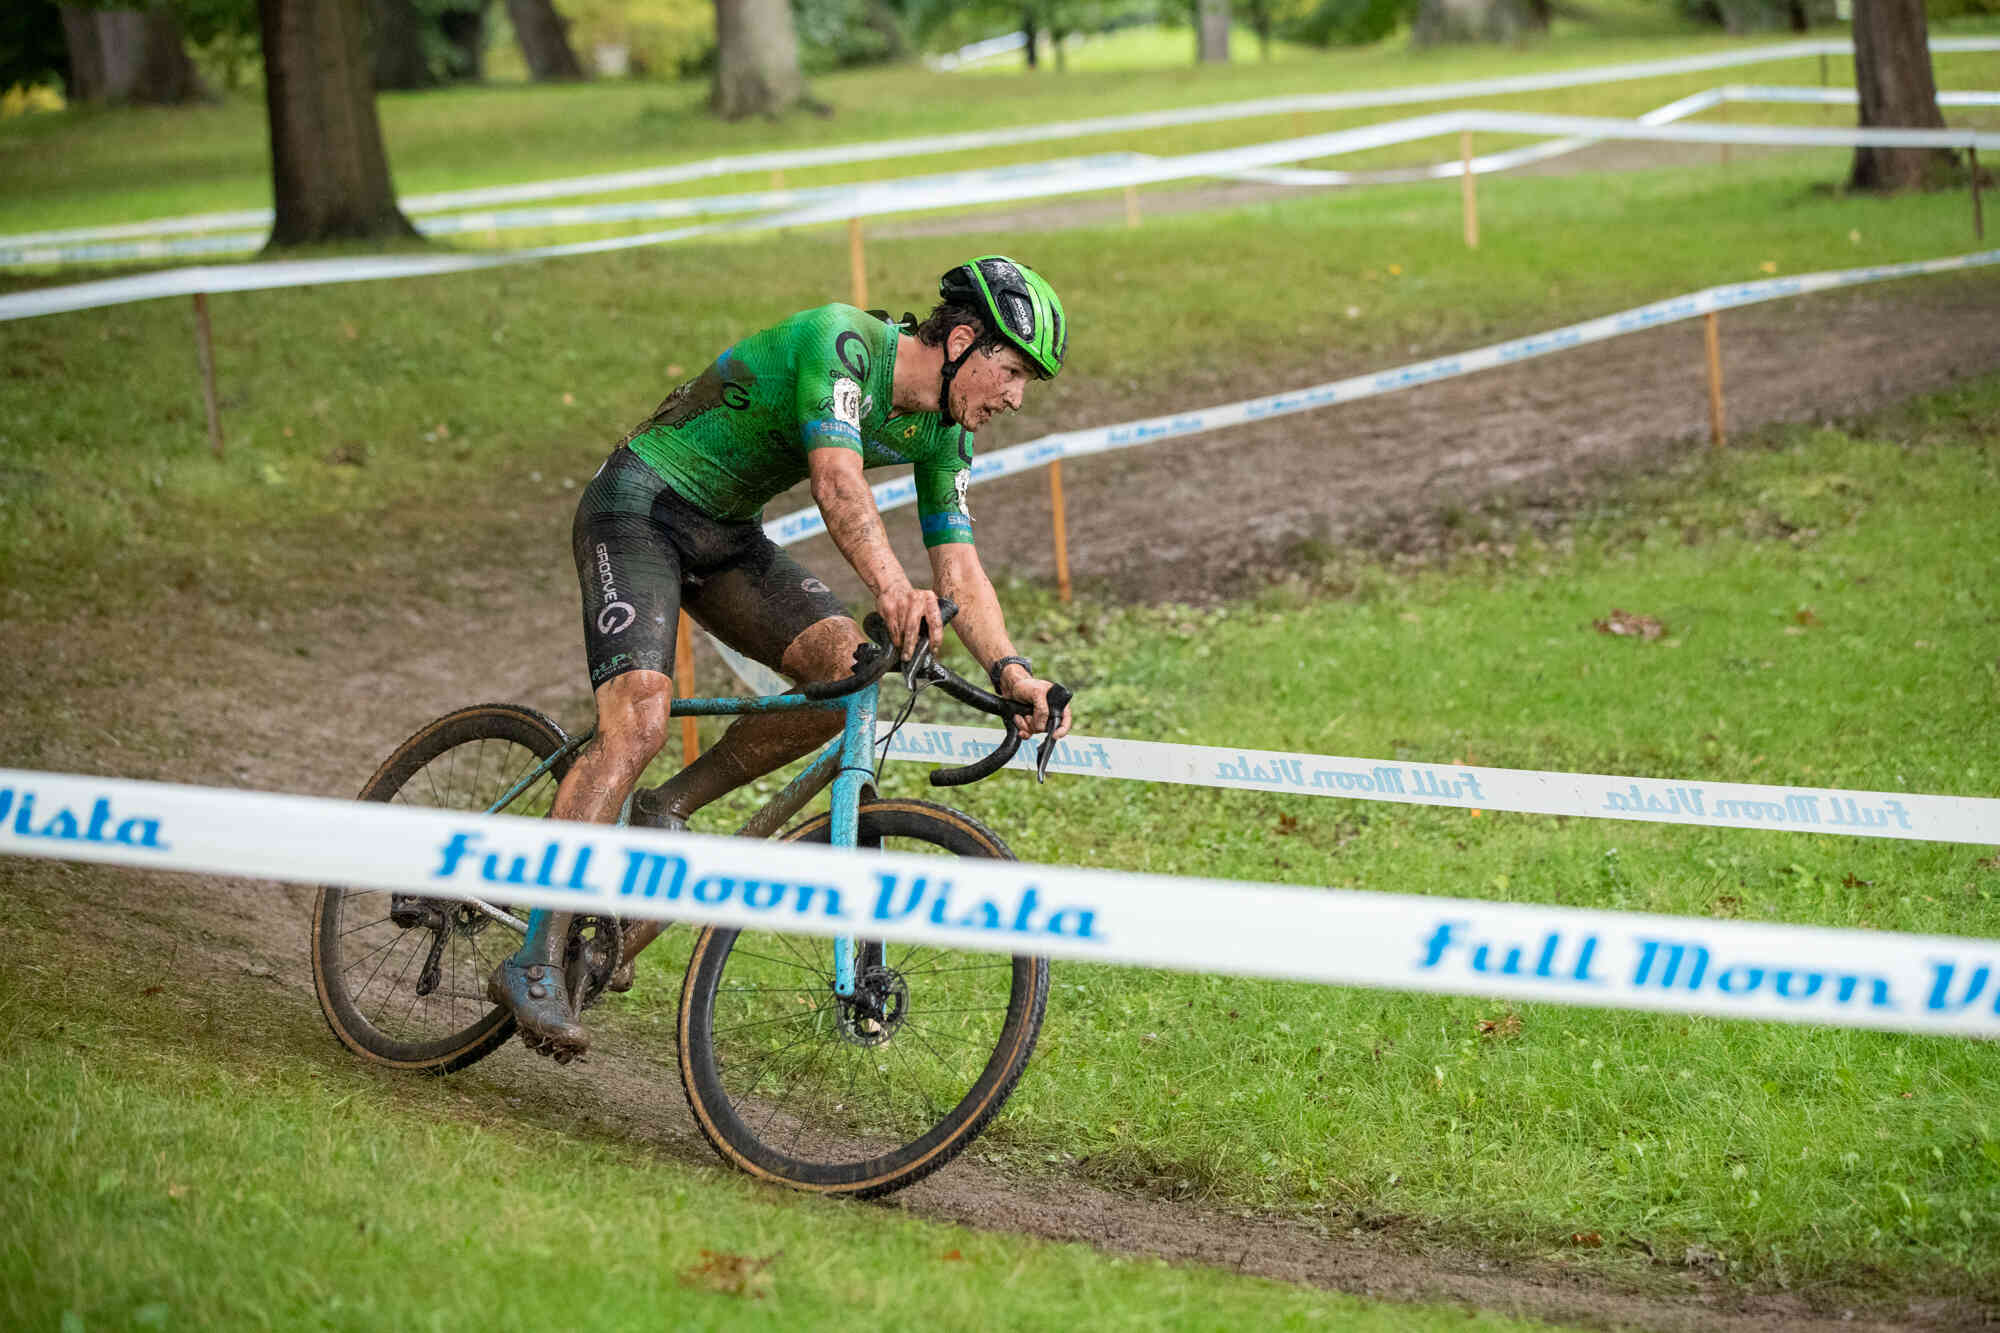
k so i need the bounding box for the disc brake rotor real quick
[838,965,909,1047]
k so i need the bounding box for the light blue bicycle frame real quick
[510,678,882,999]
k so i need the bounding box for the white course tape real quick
[5,767,1999,1036]
[36,79,1978,266]
[85,73,1963,268]
[6,104,1995,317]
[1223,87,2000,187]
[712,247,2000,711]
[756,247,2000,550]
[0,216,748,321]
[0,153,1154,269]
[927,31,1030,71]
[12,35,1995,254]
[7,108,1991,320]
[606,109,1999,245]
[875,724,2000,845]
[6,50,1998,303]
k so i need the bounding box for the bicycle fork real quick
[826,680,879,1001]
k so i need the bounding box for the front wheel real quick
[677,800,1050,1198]
[310,703,575,1074]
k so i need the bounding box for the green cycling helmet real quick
[939,255,1067,379]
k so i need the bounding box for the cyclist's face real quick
[949,344,1034,430]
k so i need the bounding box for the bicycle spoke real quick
[888,943,949,975]
[678,804,1048,1195]
[773,933,837,983]
[712,1007,839,1041]
[314,710,573,1068]
[721,1023,827,1092]
[897,1020,983,1082]
[339,916,396,939]
[390,935,431,1024]
[707,940,1018,1154]
[900,1012,1008,1040]
[749,1027,839,1146]
[888,960,1014,978]
[346,926,413,999]
[722,946,832,979]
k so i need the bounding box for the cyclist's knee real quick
[594,670,673,772]
[780,615,867,684]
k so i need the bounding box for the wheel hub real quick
[837,966,909,1047]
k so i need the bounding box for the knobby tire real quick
[310,703,573,1074]
[677,799,1050,1198]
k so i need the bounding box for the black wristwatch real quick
[987,655,1033,691]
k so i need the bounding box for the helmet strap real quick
[936,342,977,427]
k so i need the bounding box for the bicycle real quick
[309,603,1072,1198]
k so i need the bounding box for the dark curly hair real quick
[912,301,1012,359]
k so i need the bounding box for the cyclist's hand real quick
[876,585,943,665]
[1003,674,1072,741]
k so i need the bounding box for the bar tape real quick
[5,767,1997,1038]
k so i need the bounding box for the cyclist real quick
[490,255,1076,1061]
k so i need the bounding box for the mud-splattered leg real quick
[614,617,865,965]
[490,669,672,1060]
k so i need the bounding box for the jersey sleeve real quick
[914,424,975,548]
[794,308,874,456]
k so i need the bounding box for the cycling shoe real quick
[486,957,589,1063]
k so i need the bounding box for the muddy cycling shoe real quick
[628,787,687,834]
[486,957,589,1063]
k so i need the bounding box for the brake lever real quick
[900,596,959,693]
[1033,684,1073,784]
[902,638,937,693]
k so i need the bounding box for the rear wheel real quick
[677,800,1050,1198]
[310,703,574,1073]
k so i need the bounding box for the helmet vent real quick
[981,257,1024,289]
[999,291,1034,339]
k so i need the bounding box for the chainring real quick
[564,914,625,1013]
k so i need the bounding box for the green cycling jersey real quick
[625,304,975,548]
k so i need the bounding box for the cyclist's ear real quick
[944,322,980,360]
